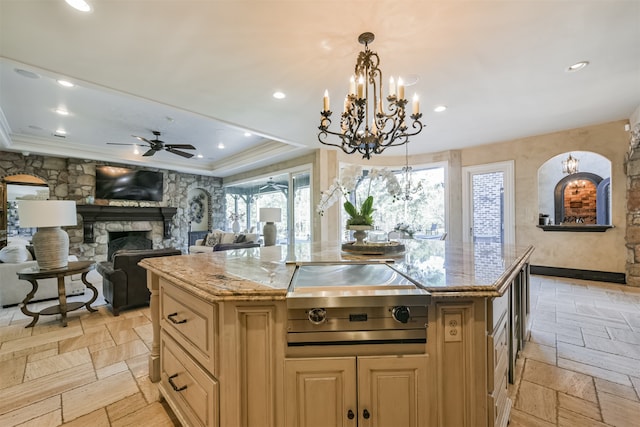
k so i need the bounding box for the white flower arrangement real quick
[316,165,403,222]
[394,222,416,237]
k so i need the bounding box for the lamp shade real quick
[259,207,281,223]
[17,200,77,228]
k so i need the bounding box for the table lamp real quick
[259,207,281,246]
[17,200,77,270]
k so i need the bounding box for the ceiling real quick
[0,1,639,178]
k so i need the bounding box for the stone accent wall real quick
[1,152,224,262]
[625,123,640,286]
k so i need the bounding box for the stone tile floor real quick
[509,275,640,426]
[0,273,638,426]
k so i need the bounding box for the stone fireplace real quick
[107,231,153,260]
[74,206,177,263]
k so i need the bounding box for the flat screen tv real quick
[95,166,164,201]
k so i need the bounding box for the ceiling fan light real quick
[218,143,225,149]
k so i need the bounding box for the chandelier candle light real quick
[319,32,424,159]
[562,153,579,175]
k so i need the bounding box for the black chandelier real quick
[318,32,424,159]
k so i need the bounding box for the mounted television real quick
[95,166,164,201]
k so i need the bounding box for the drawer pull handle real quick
[167,312,187,324]
[363,409,370,419]
[347,409,355,419]
[168,374,187,392]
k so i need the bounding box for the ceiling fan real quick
[259,177,288,192]
[107,130,196,158]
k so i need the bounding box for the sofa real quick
[96,247,182,315]
[189,230,260,253]
[0,245,84,308]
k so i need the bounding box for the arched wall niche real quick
[538,151,612,228]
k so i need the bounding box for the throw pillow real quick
[244,233,258,243]
[234,234,246,243]
[220,232,236,244]
[205,231,221,247]
[0,245,33,263]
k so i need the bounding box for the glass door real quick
[462,161,514,244]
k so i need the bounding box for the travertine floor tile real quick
[607,327,640,345]
[521,342,557,365]
[61,370,139,422]
[557,357,632,386]
[557,408,609,427]
[557,392,601,421]
[583,334,640,360]
[0,395,59,426]
[0,355,26,390]
[523,359,596,402]
[530,330,556,348]
[106,392,148,422]
[508,407,556,426]
[96,361,129,380]
[557,342,640,377]
[23,348,91,382]
[0,362,95,415]
[595,378,639,401]
[60,408,110,427]
[90,339,148,370]
[111,401,178,427]
[58,329,113,354]
[598,391,640,427]
[515,380,557,423]
[14,408,61,427]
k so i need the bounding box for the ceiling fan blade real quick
[142,149,157,157]
[165,144,196,150]
[167,148,194,158]
[106,142,136,146]
[133,135,152,144]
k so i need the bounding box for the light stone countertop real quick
[139,240,534,301]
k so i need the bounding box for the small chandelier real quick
[562,153,579,175]
[318,32,424,159]
[399,143,423,201]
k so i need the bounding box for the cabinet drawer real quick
[487,315,508,393]
[489,292,509,332]
[161,331,219,427]
[160,278,218,375]
[487,375,511,427]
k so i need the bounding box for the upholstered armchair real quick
[97,247,181,315]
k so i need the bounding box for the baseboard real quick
[530,265,626,284]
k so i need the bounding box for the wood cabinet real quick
[152,275,286,427]
[284,355,429,427]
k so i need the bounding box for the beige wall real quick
[461,120,628,273]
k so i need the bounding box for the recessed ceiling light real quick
[55,108,69,116]
[65,0,92,12]
[567,61,589,72]
[434,105,447,113]
[244,132,252,137]
[218,143,225,149]
[15,68,40,79]
[273,91,286,99]
[55,129,67,135]
[196,154,204,159]
[57,79,74,88]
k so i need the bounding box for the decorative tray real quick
[341,241,406,255]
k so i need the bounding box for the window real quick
[346,166,445,238]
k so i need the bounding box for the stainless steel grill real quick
[286,263,431,346]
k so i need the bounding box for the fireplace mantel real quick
[76,205,177,243]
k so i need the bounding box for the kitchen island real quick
[140,240,533,427]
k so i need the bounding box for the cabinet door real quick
[357,355,429,427]
[284,357,357,427]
